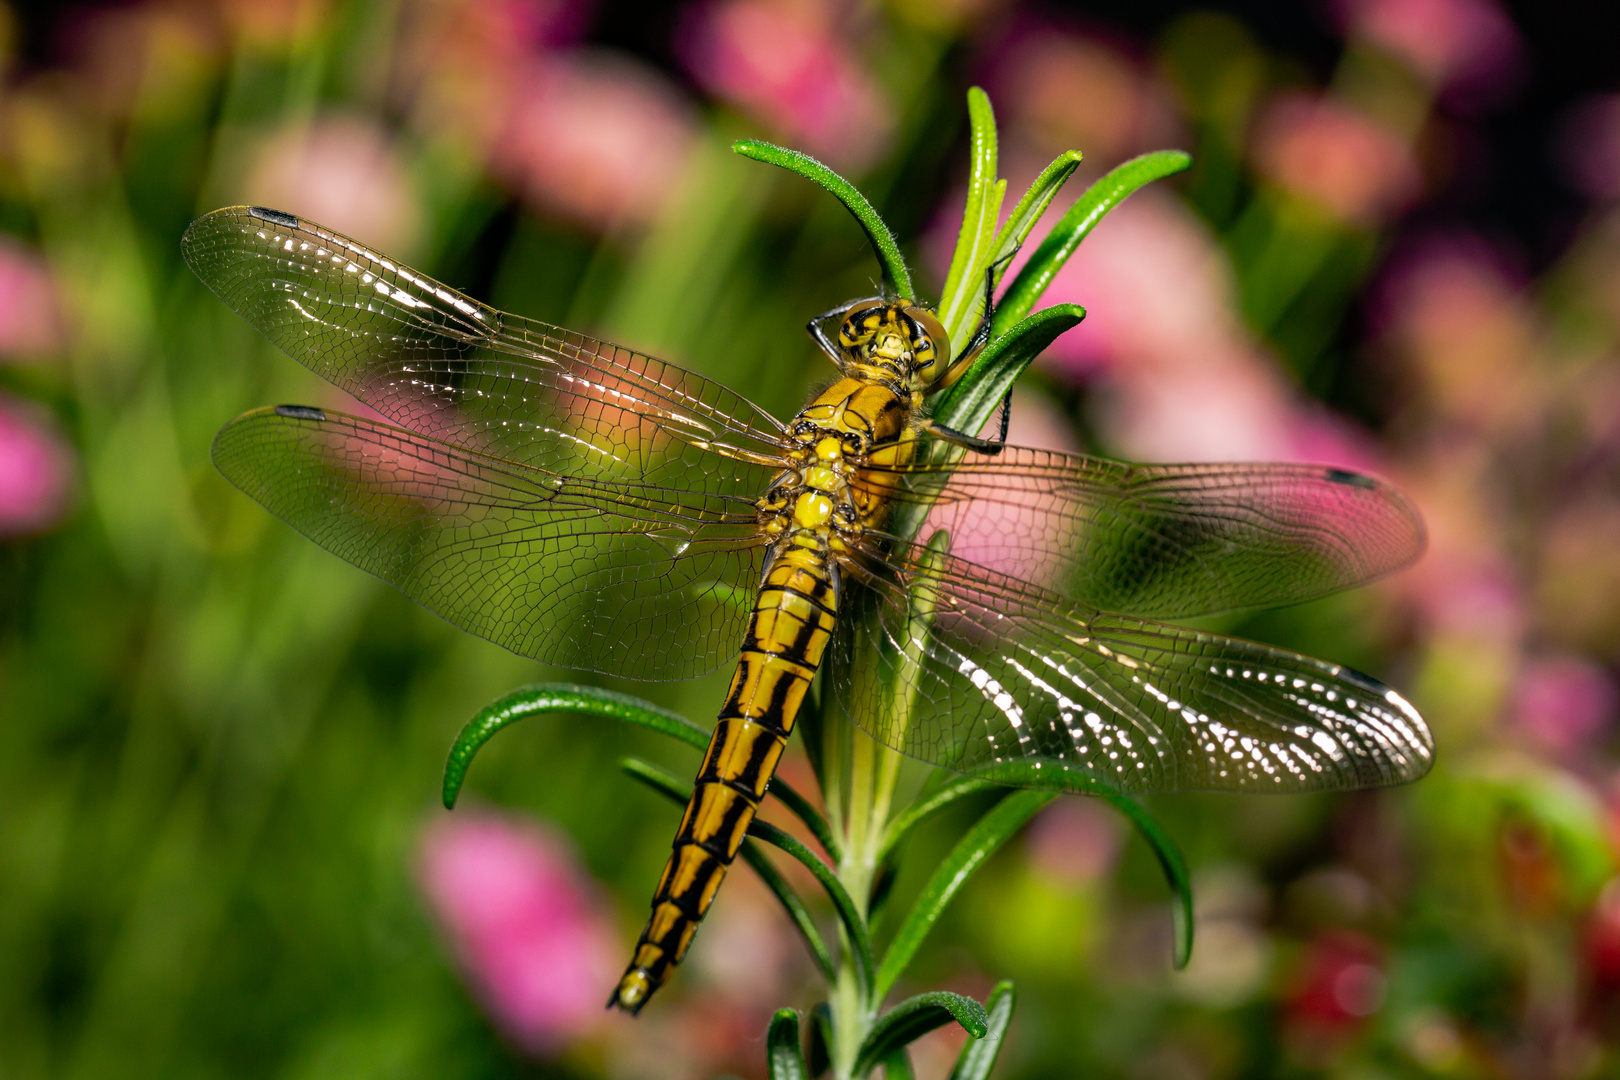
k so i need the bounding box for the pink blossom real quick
[1372,234,1534,432]
[989,27,1180,165]
[489,52,698,230]
[0,238,64,358]
[1336,0,1522,102]
[1252,93,1421,225]
[1026,798,1123,887]
[679,0,893,170]
[0,394,75,534]
[1558,96,1620,203]
[417,811,619,1056]
[1024,191,1239,381]
[1514,654,1616,755]
[243,114,420,254]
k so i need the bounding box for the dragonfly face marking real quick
[182,207,1434,1016]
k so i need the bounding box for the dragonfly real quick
[183,205,1432,1015]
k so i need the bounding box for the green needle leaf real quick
[749,818,877,999]
[854,991,989,1077]
[988,151,1084,270]
[875,789,1055,1000]
[965,762,1195,969]
[878,774,999,864]
[930,304,1085,437]
[880,1048,915,1080]
[948,982,1015,1080]
[618,758,836,981]
[769,1009,808,1080]
[734,138,914,300]
[938,87,1006,351]
[807,1003,833,1078]
[994,149,1193,334]
[443,683,706,808]
[769,778,842,865]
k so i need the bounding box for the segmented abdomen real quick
[610,543,837,1013]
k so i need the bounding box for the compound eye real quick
[837,299,888,348]
[904,307,951,381]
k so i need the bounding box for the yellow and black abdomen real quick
[610,543,838,1013]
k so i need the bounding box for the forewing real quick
[214,406,769,680]
[182,206,790,495]
[827,541,1433,794]
[866,447,1425,619]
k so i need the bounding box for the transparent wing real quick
[826,540,1433,794]
[213,406,770,680]
[182,206,791,497]
[865,447,1425,619]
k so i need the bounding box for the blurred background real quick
[3,0,1620,1076]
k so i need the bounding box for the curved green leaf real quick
[769,1009,807,1080]
[994,150,1193,334]
[748,819,876,998]
[875,790,1055,1000]
[617,758,835,980]
[443,683,706,808]
[989,151,1084,270]
[949,982,1015,1080]
[807,1002,833,1078]
[930,304,1085,437]
[964,762,1195,969]
[880,1048,915,1080]
[734,139,913,300]
[769,778,842,864]
[938,88,1005,351]
[855,991,989,1077]
[878,775,998,864]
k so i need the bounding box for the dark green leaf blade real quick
[748,819,877,998]
[855,991,989,1076]
[994,150,1192,333]
[949,982,1016,1080]
[443,683,707,808]
[930,304,1085,437]
[733,139,913,299]
[875,790,1056,1000]
[769,1009,808,1080]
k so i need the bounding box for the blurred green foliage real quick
[3,0,1620,1078]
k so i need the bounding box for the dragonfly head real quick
[837,300,950,387]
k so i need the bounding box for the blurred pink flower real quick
[1252,93,1421,225]
[0,394,75,535]
[0,237,64,358]
[1372,234,1534,432]
[1337,0,1521,103]
[1514,654,1616,755]
[418,811,618,1056]
[679,0,893,170]
[1026,798,1123,888]
[989,26,1180,165]
[1025,191,1238,380]
[243,114,420,254]
[490,52,698,230]
[1558,96,1620,203]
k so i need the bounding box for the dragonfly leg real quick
[806,297,871,364]
[921,392,1012,455]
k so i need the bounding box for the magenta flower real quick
[679,0,893,170]
[243,115,421,255]
[417,811,619,1056]
[489,52,699,230]
[0,394,75,535]
[0,237,64,358]
[1514,654,1616,755]
[1336,0,1522,103]
[1252,93,1421,225]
